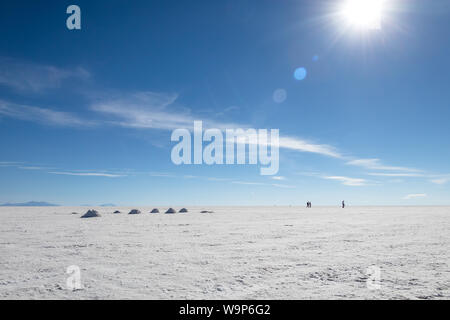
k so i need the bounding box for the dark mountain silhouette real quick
[0,201,59,207]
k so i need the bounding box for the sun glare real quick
[341,0,384,30]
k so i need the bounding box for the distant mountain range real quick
[0,201,60,207]
[81,204,117,207]
[0,202,116,207]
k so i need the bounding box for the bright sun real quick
[341,0,385,30]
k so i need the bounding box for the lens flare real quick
[273,89,287,103]
[294,67,307,81]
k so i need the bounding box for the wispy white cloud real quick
[137,171,295,188]
[0,162,56,172]
[90,92,240,131]
[272,183,296,189]
[49,171,125,178]
[148,172,177,178]
[148,172,233,182]
[279,136,343,159]
[232,180,296,188]
[368,172,450,185]
[368,172,424,177]
[323,176,367,186]
[90,92,346,160]
[0,161,23,167]
[347,158,419,172]
[430,178,450,185]
[232,181,267,186]
[0,100,93,127]
[428,174,450,185]
[19,166,50,170]
[295,171,322,177]
[0,57,90,93]
[387,179,405,184]
[215,105,239,117]
[207,177,232,182]
[403,193,427,200]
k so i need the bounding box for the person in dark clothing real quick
[342,200,345,208]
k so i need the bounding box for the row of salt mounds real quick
[129,209,141,215]
[152,208,188,213]
[164,208,188,214]
[81,210,101,218]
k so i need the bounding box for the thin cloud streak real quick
[279,136,343,159]
[0,57,90,93]
[368,172,450,185]
[147,172,295,188]
[148,172,177,178]
[323,176,367,186]
[49,171,125,178]
[232,181,267,186]
[90,92,241,131]
[232,181,296,188]
[272,183,296,189]
[368,172,424,177]
[0,100,93,127]
[430,178,450,185]
[347,158,420,172]
[403,193,427,200]
[0,161,24,167]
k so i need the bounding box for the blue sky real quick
[0,0,450,206]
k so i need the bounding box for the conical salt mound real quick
[113,210,121,214]
[150,208,159,213]
[128,209,141,214]
[165,208,176,214]
[81,210,101,218]
[179,208,188,213]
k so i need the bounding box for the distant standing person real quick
[342,200,345,208]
